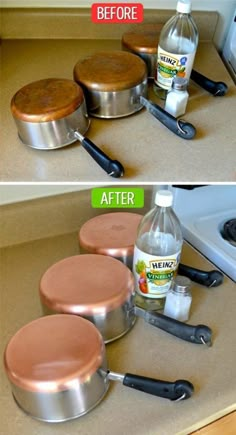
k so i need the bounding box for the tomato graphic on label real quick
[177,66,186,77]
[135,260,148,294]
[139,270,148,293]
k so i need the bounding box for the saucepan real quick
[78,211,144,269]
[4,314,194,422]
[39,254,212,346]
[78,211,224,284]
[10,78,124,178]
[122,29,228,95]
[73,51,196,140]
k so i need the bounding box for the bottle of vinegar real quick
[154,0,198,97]
[133,190,183,311]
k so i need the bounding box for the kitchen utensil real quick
[39,254,212,345]
[73,51,196,140]
[178,263,224,287]
[78,212,143,269]
[122,29,228,96]
[190,70,228,96]
[122,24,162,79]
[10,78,124,178]
[4,314,194,422]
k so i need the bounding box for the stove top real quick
[221,219,236,247]
[171,185,236,282]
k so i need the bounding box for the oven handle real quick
[178,263,224,287]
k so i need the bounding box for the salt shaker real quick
[164,77,189,118]
[163,275,192,322]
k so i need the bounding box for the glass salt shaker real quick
[164,77,189,118]
[163,275,192,322]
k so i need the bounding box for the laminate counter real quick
[1,191,236,435]
[1,38,236,182]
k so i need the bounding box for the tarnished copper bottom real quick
[4,314,105,392]
[122,24,161,54]
[39,254,134,316]
[122,25,162,78]
[79,212,143,258]
[11,78,85,122]
[73,51,147,92]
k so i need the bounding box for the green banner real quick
[91,187,144,208]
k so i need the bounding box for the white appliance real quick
[222,8,236,83]
[171,185,236,282]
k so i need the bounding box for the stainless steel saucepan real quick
[10,78,124,177]
[4,314,194,422]
[122,28,228,96]
[39,254,212,346]
[73,51,196,140]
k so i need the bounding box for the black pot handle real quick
[190,69,228,96]
[123,375,194,401]
[140,96,196,140]
[134,307,212,346]
[178,263,224,287]
[74,131,124,178]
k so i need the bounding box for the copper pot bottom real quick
[39,255,136,343]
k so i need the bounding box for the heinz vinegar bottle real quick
[154,0,199,98]
[133,190,183,311]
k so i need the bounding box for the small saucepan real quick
[39,254,212,346]
[4,314,194,422]
[10,78,124,178]
[73,51,196,140]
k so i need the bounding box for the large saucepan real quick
[73,51,196,140]
[39,254,212,346]
[10,78,124,177]
[4,314,194,422]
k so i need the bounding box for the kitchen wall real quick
[1,0,236,50]
[0,185,94,205]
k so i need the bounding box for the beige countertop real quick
[1,38,236,182]
[1,191,236,435]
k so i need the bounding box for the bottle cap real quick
[172,76,188,91]
[172,275,192,293]
[176,0,192,14]
[155,190,173,207]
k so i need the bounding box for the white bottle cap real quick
[177,0,192,14]
[155,190,173,207]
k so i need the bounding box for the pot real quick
[78,212,143,269]
[122,28,228,96]
[4,314,194,422]
[78,212,223,286]
[122,25,160,79]
[11,78,124,177]
[73,51,196,140]
[39,254,212,346]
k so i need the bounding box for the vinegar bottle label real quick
[133,246,181,298]
[155,46,196,90]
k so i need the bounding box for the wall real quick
[1,0,236,50]
[0,185,94,205]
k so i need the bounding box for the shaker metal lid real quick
[39,254,134,315]
[79,212,143,257]
[4,314,104,392]
[122,24,162,54]
[73,51,147,92]
[11,78,85,122]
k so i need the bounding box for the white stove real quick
[171,185,236,282]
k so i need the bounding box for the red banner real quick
[91,3,144,23]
